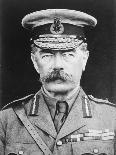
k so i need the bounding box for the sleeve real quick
[0,111,6,155]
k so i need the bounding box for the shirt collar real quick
[42,86,80,119]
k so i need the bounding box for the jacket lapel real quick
[27,91,57,139]
[57,88,91,140]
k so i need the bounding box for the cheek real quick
[67,59,83,79]
[36,59,52,75]
[36,59,43,72]
[67,57,83,72]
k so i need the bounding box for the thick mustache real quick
[41,70,73,83]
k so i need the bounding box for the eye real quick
[63,52,75,58]
[41,53,53,59]
[68,53,75,57]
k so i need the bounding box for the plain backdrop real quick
[0,0,116,108]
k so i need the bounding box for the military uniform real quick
[1,9,116,155]
[0,88,116,155]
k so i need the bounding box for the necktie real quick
[54,101,68,132]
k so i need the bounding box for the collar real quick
[28,87,92,118]
[42,86,80,119]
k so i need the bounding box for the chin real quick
[44,83,75,93]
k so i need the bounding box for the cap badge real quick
[50,17,64,34]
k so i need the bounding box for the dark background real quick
[0,0,116,109]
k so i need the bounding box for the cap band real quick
[32,23,85,39]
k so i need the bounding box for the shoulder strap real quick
[2,94,34,110]
[13,105,53,155]
[88,95,116,107]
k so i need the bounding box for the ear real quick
[31,53,40,74]
[82,50,89,71]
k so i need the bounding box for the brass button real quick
[57,140,62,146]
[93,148,99,154]
[18,150,24,155]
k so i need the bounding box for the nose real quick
[53,53,63,70]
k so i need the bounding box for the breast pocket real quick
[72,140,114,155]
[5,143,44,155]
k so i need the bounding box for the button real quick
[18,151,24,155]
[57,140,62,146]
[93,148,99,154]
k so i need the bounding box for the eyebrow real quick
[40,49,76,54]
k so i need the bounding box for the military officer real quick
[0,9,116,155]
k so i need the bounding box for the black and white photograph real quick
[0,0,116,154]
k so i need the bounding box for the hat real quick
[22,9,97,50]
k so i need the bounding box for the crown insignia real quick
[50,18,64,34]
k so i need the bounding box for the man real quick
[0,9,116,155]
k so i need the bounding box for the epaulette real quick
[2,94,34,110]
[88,95,116,107]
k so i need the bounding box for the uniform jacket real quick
[0,88,116,155]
